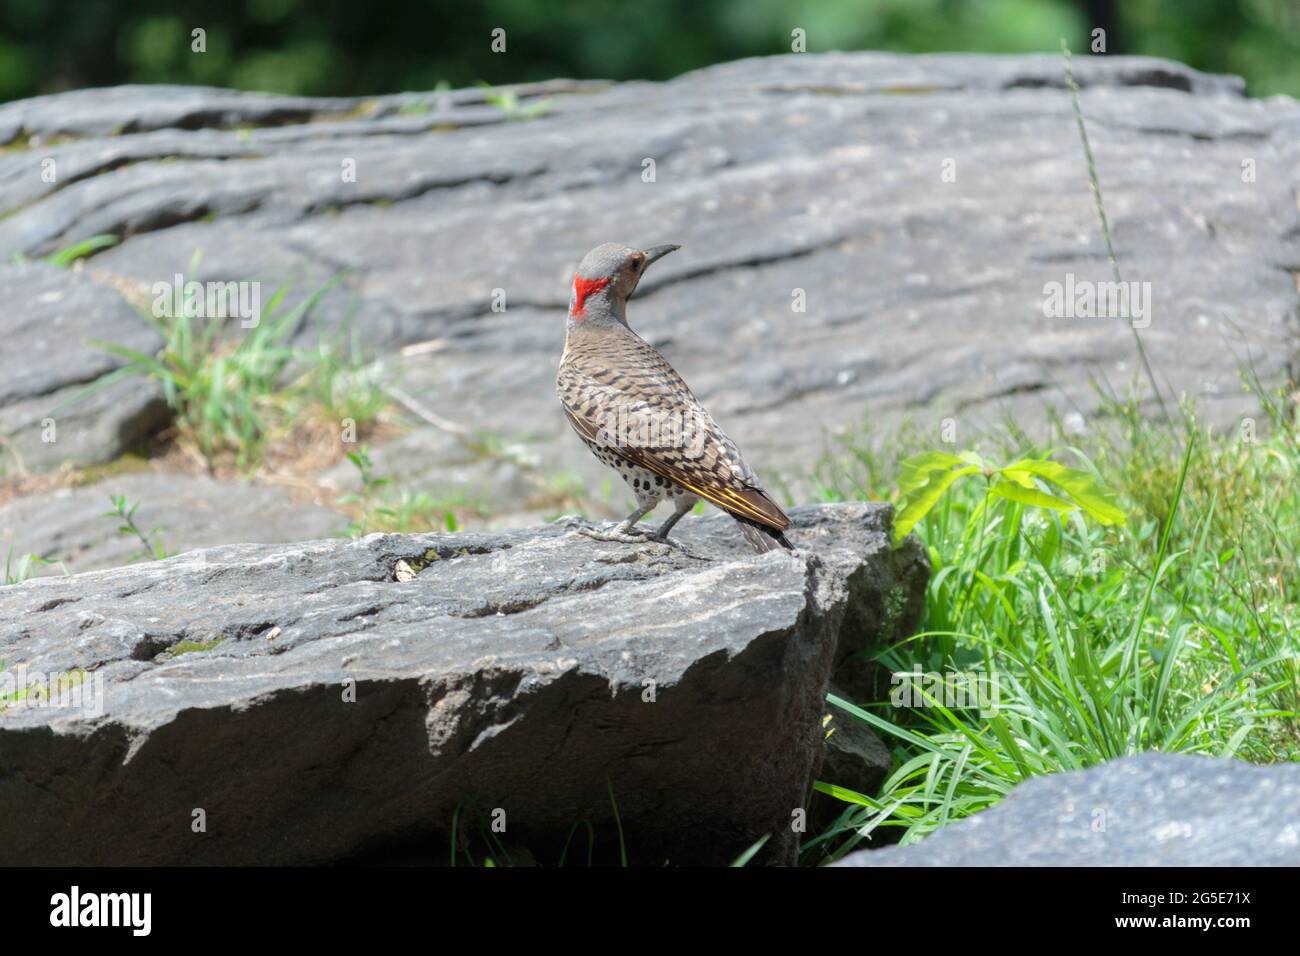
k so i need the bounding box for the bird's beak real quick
[641,244,681,268]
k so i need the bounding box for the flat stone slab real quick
[0,472,348,575]
[1,53,1296,491]
[832,753,1300,866]
[0,502,928,865]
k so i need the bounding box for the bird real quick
[556,242,794,554]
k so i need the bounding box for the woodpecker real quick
[556,242,794,554]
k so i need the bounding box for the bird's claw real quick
[577,524,710,560]
[577,524,652,544]
[657,539,712,561]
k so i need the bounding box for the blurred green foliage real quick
[1,0,1298,102]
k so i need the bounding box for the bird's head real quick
[567,242,679,326]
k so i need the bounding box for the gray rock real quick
[0,473,348,575]
[0,263,167,472]
[822,683,893,793]
[0,53,1295,497]
[810,683,894,834]
[0,501,927,865]
[0,80,606,144]
[832,753,1300,866]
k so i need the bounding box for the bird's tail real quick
[735,516,795,554]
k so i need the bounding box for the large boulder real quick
[1,53,1296,496]
[832,753,1300,866]
[0,502,927,865]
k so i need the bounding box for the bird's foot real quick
[578,524,711,560]
[647,530,712,561]
[577,524,652,544]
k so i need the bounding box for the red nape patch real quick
[570,275,611,317]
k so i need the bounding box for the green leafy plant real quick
[730,834,771,867]
[104,494,168,561]
[301,331,392,430]
[46,234,120,267]
[336,446,472,536]
[0,661,27,705]
[11,234,119,268]
[481,86,553,121]
[337,446,393,537]
[893,448,1126,546]
[3,547,61,584]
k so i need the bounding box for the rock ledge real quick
[0,502,926,865]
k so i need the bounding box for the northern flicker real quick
[556,242,794,553]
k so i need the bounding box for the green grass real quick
[336,446,475,536]
[10,234,119,268]
[3,547,62,585]
[446,782,631,867]
[804,387,1299,863]
[0,661,26,705]
[70,274,391,471]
